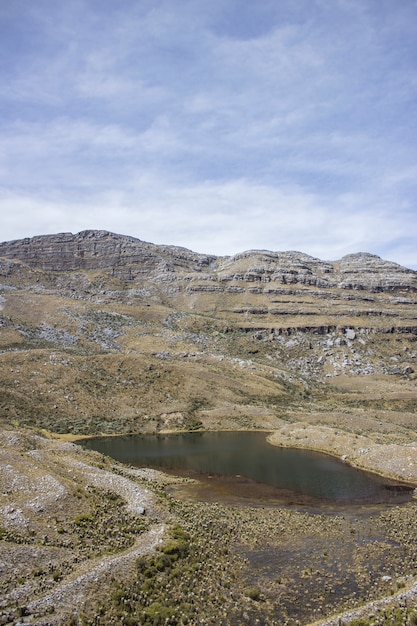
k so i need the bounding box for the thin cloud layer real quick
[1,0,416,267]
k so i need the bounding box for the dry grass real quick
[0,257,417,623]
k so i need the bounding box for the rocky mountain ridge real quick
[1,229,416,292]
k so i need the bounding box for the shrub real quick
[73,513,93,526]
[160,538,188,559]
[111,588,125,606]
[143,601,177,625]
[244,587,261,601]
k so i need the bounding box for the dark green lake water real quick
[81,431,413,507]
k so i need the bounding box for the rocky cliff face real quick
[0,230,217,281]
[0,230,416,293]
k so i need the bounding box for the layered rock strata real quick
[0,230,416,292]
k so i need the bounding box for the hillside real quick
[0,230,416,436]
[1,230,417,625]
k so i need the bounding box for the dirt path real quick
[25,523,165,624]
[315,580,417,626]
[0,432,167,624]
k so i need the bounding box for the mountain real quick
[1,230,417,625]
[1,229,416,291]
[0,229,416,436]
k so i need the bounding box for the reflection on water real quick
[81,431,414,508]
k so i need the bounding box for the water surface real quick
[81,431,413,508]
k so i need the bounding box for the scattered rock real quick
[345,328,356,340]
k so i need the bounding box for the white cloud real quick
[0,0,416,270]
[1,176,415,268]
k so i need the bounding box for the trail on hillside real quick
[25,523,165,624]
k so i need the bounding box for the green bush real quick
[143,601,177,625]
[111,588,125,606]
[160,538,188,559]
[244,587,261,601]
[73,513,93,526]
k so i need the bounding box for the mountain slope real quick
[1,231,417,625]
[0,230,416,437]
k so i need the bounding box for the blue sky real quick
[1,0,416,268]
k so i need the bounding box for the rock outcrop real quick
[0,230,416,292]
[0,230,216,282]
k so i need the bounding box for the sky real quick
[1,0,417,268]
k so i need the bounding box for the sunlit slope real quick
[0,231,416,436]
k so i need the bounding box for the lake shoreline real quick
[71,422,417,490]
[80,430,415,509]
[4,425,417,625]
[266,423,417,490]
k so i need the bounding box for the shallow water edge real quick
[79,430,415,511]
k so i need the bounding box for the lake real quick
[80,431,414,508]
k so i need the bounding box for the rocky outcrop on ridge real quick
[0,230,416,293]
[0,230,216,281]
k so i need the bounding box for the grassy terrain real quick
[1,429,417,626]
[0,253,417,624]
